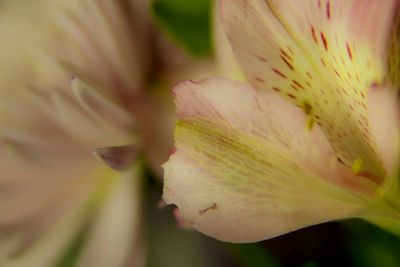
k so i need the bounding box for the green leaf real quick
[152,0,212,56]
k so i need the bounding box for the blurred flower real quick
[0,0,172,266]
[163,0,400,243]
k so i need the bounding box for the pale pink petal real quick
[368,86,400,175]
[213,0,245,80]
[221,0,398,178]
[164,78,369,243]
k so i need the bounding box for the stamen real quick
[301,100,313,115]
[351,158,364,173]
[306,117,316,130]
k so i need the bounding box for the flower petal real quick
[55,0,151,101]
[75,167,145,267]
[0,170,96,267]
[0,166,144,267]
[367,86,400,175]
[213,0,245,80]
[221,0,398,178]
[164,78,368,243]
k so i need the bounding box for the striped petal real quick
[163,78,370,243]
[221,0,398,178]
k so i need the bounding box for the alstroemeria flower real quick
[163,0,400,243]
[0,0,169,266]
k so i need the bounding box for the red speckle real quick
[346,43,353,60]
[311,26,318,44]
[272,68,287,79]
[255,55,268,62]
[326,1,331,19]
[320,32,328,51]
[280,48,292,60]
[292,80,305,90]
[280,55,294,70]
[255,77,266,83]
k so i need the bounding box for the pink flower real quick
[163,0,400,243]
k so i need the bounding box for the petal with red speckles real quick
[163,78,370,243]
[221,0,398,178]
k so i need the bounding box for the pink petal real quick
[221,0,398,178]
[164,78,369,243]
[368,86,400,175]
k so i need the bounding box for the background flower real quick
[0,1,156,266]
